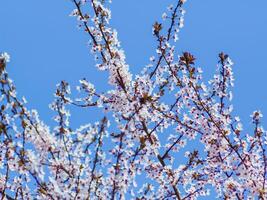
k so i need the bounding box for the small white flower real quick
[236,123,243,131]
[162,12,167,20]
[179,17,184,28]
[235,116,240,122]
[173,33,179,42]
[149,56,155,62]
[69,9,79,17]
[251,110,263,122]
[201,83,208,92]
[0,52,10,63]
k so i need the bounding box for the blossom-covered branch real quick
[1,0,267,199]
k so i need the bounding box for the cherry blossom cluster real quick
[1,0,266,199]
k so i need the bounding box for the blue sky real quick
[0,0,267,197]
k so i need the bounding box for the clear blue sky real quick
[0,0,267,197]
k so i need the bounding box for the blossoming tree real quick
[0,0,266,199]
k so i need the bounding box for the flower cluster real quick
[1,0,267,199]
